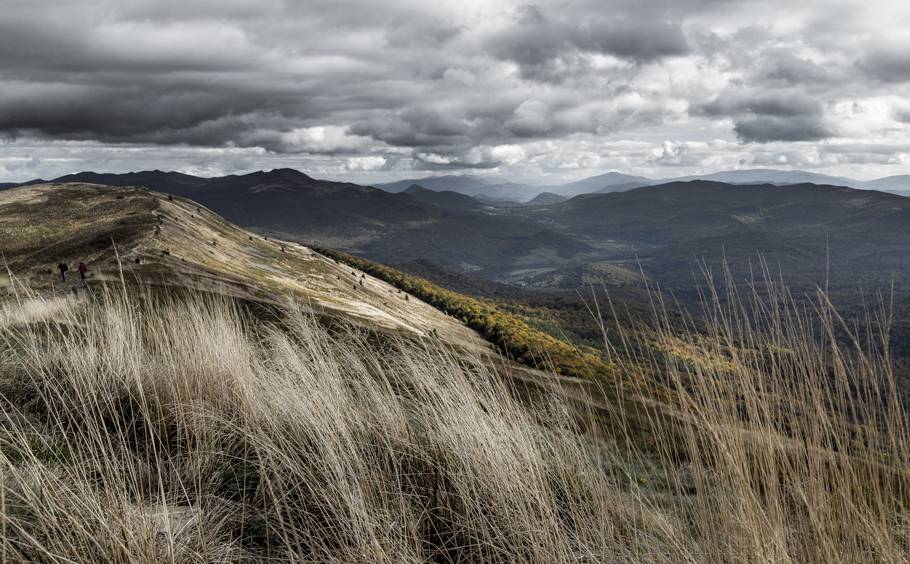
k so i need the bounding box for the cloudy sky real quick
[2,0,910,184]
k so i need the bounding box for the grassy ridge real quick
[310,246,621,381]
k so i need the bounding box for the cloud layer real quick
[2,0,910,183]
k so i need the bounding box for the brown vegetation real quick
[0,267,904,562]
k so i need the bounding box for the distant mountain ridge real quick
[522,180,910,244]
[556,172,653,197]
[31,170,211,193]
[370,169,910,199]
[498,180,910,289]
[6,167,910,205]
[668,169,855,187]
[373,175,536,200]
[859,174,910,192]
[401,184,490,211]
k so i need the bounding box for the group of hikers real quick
[57,261,87,283]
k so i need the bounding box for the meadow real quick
[0,271,907,562]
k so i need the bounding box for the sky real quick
[2,0,910,185]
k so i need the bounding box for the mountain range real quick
[4,168,910,291]
[6,166,910,205]
[373,175,536,201]
[371,169,910,201]
[495,180,910,309]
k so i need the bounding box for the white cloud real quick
[506,100,552,135]
[276,126,375,153]
[344,156,386,171]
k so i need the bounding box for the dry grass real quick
[0,271,908,563]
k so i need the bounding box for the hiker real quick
[78,261,87,281]
[57,262,68,282]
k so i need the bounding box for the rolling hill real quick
[556,172,653,196]
[668,168,856,187]
[373,174,540,200]
[0,182,485,348]
[489,180,910,330]
[524,192,567,206]
[509,180,910,265]
[401,184,491,211]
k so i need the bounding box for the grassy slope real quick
[0,183,158,276]
[1,258,908,561]
[0,183,663,433]
[309,246,725,416]
[310,246,627,381]
[0,183,488,353]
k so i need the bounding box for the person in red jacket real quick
[78,261,87,281]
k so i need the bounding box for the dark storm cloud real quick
[347,109,474,149]
[691,89,834,143]
[0,0,414,152]
[695,90,823,119]
[859,46,910,83]
[487,4,689,82]
[733,116,833,143]
[761,55,829,86]
[0,82,271,144]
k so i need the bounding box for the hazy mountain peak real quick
[374,175,536,199]
[665,168,855,187]
[403,184,429,194]
[254,168,315,181]
[524,192,567,206]
[556,172,654,197]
